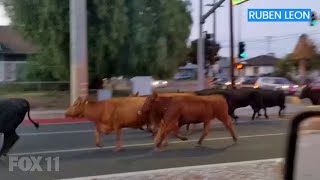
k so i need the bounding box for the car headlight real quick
[281,85,289,89]
[293,85,299,88]
[225,82,231,85]
[152,81,159,86]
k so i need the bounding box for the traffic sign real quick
[232,0,249,5]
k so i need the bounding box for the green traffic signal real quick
[311,20,318,26]
[240,52,247,58]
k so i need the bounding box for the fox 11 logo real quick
[9,156,59,172]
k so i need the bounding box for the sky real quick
[0,1,319,59]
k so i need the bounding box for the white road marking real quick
[59,158,284,180]
[36,121,91,125]
[8,133,286,156]
[19,130,94,136]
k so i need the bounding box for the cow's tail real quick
[25,99,39,129]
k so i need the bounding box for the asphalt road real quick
[0,117,291,180]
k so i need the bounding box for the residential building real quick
[240,54,280,76]
[0,26,37,81]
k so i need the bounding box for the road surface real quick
[1,117,291,180]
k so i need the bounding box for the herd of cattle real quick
[0,84,319,156]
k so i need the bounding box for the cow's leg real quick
[279,105,286,117]
[185,124,190,133]
[114,128,123,152]
[230,108,238,124]
[185,123,195,135]
[0,131,19,156]
[154,121,172,152]
[264,108,269,119]
[221,116,238,142]
[154,130,167,152]
[251,107,260,121]
[173,125,188,141]
[257,110,262,117]
[196,121,211,147]
[95,127,103,147]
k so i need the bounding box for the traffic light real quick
[235,63,244,70]
[311,11,318,26]
[238,41,247,58]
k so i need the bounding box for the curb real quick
[60,158,283,180]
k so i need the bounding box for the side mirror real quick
[284,107,320,180]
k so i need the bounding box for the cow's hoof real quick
[113,147,122,152]
[181,137,188,141]
[162,142,169,147]
[233,137,238,142]
[153,148,162,152]
[195,144,202,148]
[95,144,103,148]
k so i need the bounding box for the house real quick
[217,57,231,77]
[0,26,37,81]
[174,62,198,79]
[240,54,280,76]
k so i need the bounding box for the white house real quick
[240,55,280,76]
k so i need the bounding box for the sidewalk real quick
[61,158,283,180]
[27,110,65,119]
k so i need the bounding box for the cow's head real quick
[141,92,158,114]
[299,85,311,99]
[65,96,88,118]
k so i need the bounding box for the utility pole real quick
[238,4,242,43]
[197,0,205,90]
[70,0,88,104]
[213,0,216,40]
[229,0,235,89]
[266,36,272,54]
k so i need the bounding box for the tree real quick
[186,37,220,66]
[274,53,297,81]
[3,0,192,81]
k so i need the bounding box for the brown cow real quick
[65,96,148,151]
[151,93,238,151]
[135,91,197,134]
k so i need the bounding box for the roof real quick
[0,26,37,54]
[242,55,280,66]
[179,62,198,70]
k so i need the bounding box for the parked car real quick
[309,78,320,90]
[209,76,242,89]
[237,76,259,89]
[174,72,192,80]
[152,80,168,88]
[254,77,299,95]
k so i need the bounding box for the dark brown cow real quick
[300,85,320,105]
[134,92,197,135]
[148,93,238,151]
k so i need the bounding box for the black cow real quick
[255,89,286,119]
[0,98,39,157]
[299,85,320,105]
[195,88,264,123]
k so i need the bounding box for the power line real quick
[218,31,320,43]
[220,33,320,47]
